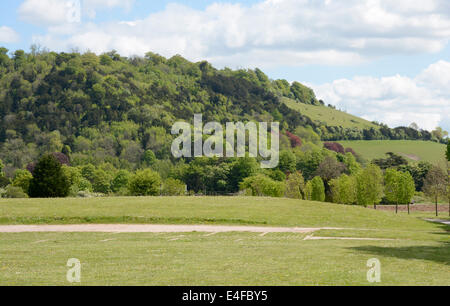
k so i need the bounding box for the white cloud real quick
[28,0,450,68]
[18,0,135,26]
[312,61,450,131]
[0,26,19,43]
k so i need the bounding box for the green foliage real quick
[92,169,111,194]
[128,169,161,196]
[329,174,357,205]
[3,185,28,198]
[111,170,131,193]
[309,176,325,202]
[447,140,450,161]
[398,161,432,191]
[28,155,70,198]
[264,169,286,182]
[12,170,33,195]
[240,175,285,198]
[374,152,408,170]
[384,169,415,205]
[423,166,447,204]
[143,150,157,166]
[278,150,297,173]
[356,164,384,207]
[285,171,305,199]
[343,152,361,175]
[0,159,4,176]
[162,178,186,196]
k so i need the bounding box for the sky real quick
[0,0,449,132]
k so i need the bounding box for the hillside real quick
[338,140,447,164]
[0,48,439,175]
[282,97,379,130]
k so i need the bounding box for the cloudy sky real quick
[0,0,449,132]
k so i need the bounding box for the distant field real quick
[0,197,448,285]
[283,98,379,129]
[338,140,446,164]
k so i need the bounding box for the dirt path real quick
[0,224,346,233]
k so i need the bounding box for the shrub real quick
[3,185,28,198]
[111,170,131,193]
[0,176,10,188]
[329,174,357,204]
[324,142,345,154]
[240,174,285,198]
[128,169,162,196]
[310,176,326,202]
[12,170,33,195]
[28,154,70,198]
[285,171,305,199]
[162,178,186,196]
[92,169,111,194]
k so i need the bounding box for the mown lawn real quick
[0,197,448,286]
[0,196,443,231]
[0,231,448,286]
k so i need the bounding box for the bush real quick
[12,169,33,195]
[309,176,326,202]
[0,176,11,188]
[162,178,186,196]
[329,174,357,204]
[128,169,162,196]
[285,171,305,199]
[3,185,28,198]
[28,154,70,198]
[240,174,285,198]
[111,170,131,193]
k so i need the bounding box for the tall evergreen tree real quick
[28,155,70,198]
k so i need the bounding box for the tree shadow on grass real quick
[350,220,450,266]
[349,242,450,266]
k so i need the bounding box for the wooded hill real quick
[0,47,439,174]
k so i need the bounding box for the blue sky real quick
[0,0,449,132]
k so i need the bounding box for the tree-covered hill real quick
[0,47,440,174]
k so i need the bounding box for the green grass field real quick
[338,140,447,164]
[283,98,379,129]
[0,197,448,285]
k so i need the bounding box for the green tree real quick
[343,152,361,175]
[310,176,325,202]
[384,168,415,213]
[92,169,111,194]
[278,150,296,173]
[423,166,447,217]
[111,170,131,193]
[129,169,161,196]
[12,170,33,194]
[285,171,305,199]
[0,159,4,176]
[28,155,70,198]
[162,178,186,196]
[143,150,157,166]
[240,174,285,198]
[329,174,357,205]
[356,164,384,207]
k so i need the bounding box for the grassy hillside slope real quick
[338,140,446,164]
[282,97,379,129]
